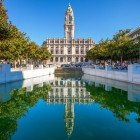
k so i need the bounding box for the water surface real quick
[0,74,140,140]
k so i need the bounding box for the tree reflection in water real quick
[0,77,140,140]
[85,82,140,123]
[0,84,51,140]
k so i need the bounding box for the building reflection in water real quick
[46,77,93,137]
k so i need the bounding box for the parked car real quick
[61,64,71,68]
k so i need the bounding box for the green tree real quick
[86,29,138,64]
[113,29,132,65]
[0,3,51,65]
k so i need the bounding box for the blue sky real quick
[4,0,140,45]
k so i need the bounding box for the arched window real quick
[68,57,71,62]
[60,48,63,54]
[75,50,79,54]
[81,57,84,62]
[55,57,58,62]
[50,57,53,62]
[76,57,79,62]
[51,50,53,54]
[60,57,63,62]
[56,50,59,54]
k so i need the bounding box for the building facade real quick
[43,4,94,65]
[128,27,140,39]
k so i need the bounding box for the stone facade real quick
[43,4,94,65]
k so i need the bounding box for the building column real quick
[58,57,60,63]
[65,56,67,63]
[72,56,75,63]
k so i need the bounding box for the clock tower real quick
[64,4,75,40]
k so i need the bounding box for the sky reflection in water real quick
[0,74,140,140]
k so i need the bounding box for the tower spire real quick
[64,4,75,39]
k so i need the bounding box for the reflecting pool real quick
[0,74,140,140]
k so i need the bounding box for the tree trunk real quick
[14,60,17,69]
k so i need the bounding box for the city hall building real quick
[43,4,94,65]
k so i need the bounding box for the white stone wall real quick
[82,64,140,85]
[82,74,140,102]
[0,64,55,84]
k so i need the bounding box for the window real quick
[76,57,79,62]
[61,51,63,54]
[81,57,84,62]
[68,50,71,54]
[56,50,58,54]
[55,81,58,86]
[60,81,63,86]
[55,40,59,43]
[50,58,53,62]
[61,88,63,93]
[51,50,53,54]
[55,57,58,62]
[76,50,79,54]
[60,57,63,62]
[68,57,71,62]
[56,88,58,93]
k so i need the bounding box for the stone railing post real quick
[27,64,33,70]
[94,65,98,70]
[39,65,43,69]
[128,64,140,83]
[105,65,112,71]
[128,65,133,82]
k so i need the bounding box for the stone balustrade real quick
[82,64,140,84]
[0,64,55,84]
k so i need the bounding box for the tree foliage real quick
[0,3,51,63]
[86,29,140,63]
